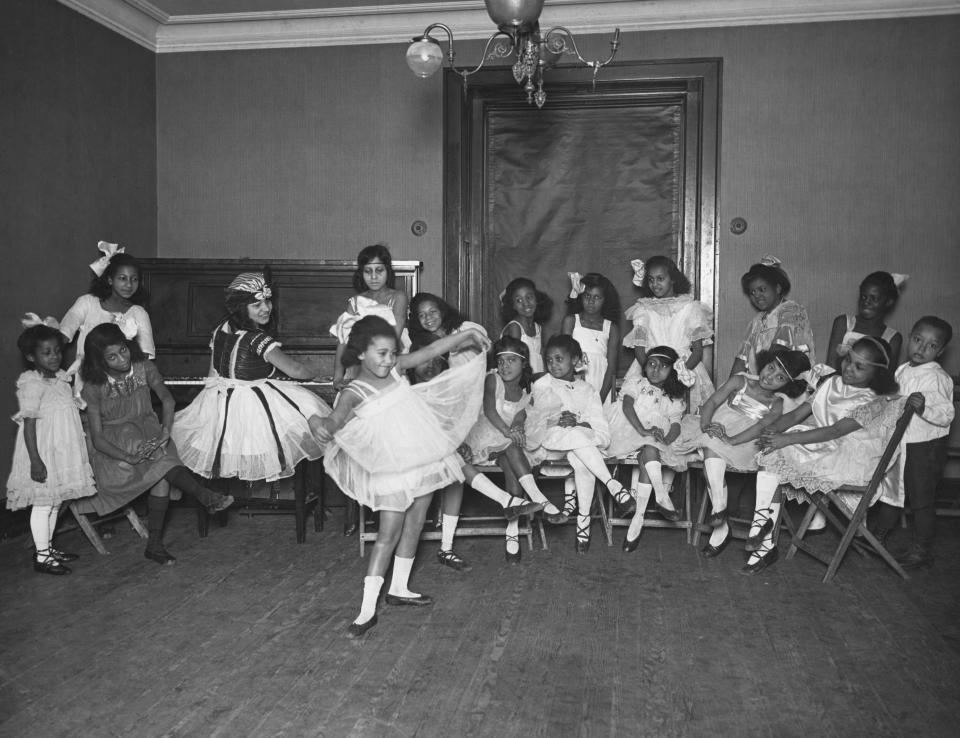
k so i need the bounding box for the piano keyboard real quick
[165,377,334,388]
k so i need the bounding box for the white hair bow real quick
[891,273,909,290]
[89,241,125,277]
[568,272,585,299]
[674,358,696,388]
[799,363,835,390]
[21,312,60,330]
[630,259,645,287]
[759,255,782,267]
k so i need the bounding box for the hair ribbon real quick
[759,255,783,267]
[891,273,909,290]
[226,272,272,301]
[89,241,125,277]
[630,259,646,287]
[799,363,835,390]
[22,312,60,330]
[568,272,585,299]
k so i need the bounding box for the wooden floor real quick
[1,502,959,738]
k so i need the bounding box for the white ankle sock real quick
[704,458,727,512]
[388,556,419,598]
[356,575,383,624]
[440,514,458,551]
[626,483,653,539]
[505,518,520,554]
[470,473,512,508]
[519,474,559,515]
[645,460,675,511]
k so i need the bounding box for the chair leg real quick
[71,507,109,554]
[315,460,326,532]
[692,475,710,548]
[683,471,693,544]
[786,499,817,560]
[124,507,148,539]
[294,462,307,544]
[594,479,613,546]
[537,516,548,551]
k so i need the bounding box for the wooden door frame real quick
[441,58,721,335]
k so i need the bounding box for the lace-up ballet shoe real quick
[707,509,727,527]
[744,518,774,551]
[575,538,590,555]
[504,498,544,521]
[655,502,681,522]
[37,547,79,562]
[33,555,71,575]
[347,614,378,639]
[144,547,177,565]
[622,531,641,553]
[437,549,472,571]
[384,592,434,607]
[504,535,521,564]
[740,545,779,575]
[207,494,234,514]
[701,530,731,558]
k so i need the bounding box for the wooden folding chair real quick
[690,462,783,549]
[605,458,694,543]
[69,503,148,555]
[783,404,916,583]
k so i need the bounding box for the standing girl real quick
[525,335,631,553]
[463,336,567,561]
[825,271,905,371]
[605,346,694,550]
[171,271,331,483]
[330,245,409,389]
[747,337,902,575]
[409,292,488,368]
[60,242,155,397]
[76,324,234,564]
[673,347,810,557]
[730,256,816,377]
[6,315,97,574]
[313,316,490,637]
[561,272,621,403]
[500,277,552,374]
[622,256,715,411]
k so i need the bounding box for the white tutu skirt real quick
[171,377,332,482]
[603,401,689,468]
[672,406,761,471]
[325,353,484,512]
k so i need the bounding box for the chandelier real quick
[405,0,621,108]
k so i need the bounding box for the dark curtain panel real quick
[485,104,682,339]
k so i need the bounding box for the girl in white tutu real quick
[330,245,410,389]
[6,315,97,575]
[604,346,694,551]
[622,255,715,412]
[462,336,567,563]
[313,316,491,638]
[746,337,903,576]
[561,272,621,403]
[525,335,631,554]
[673,347,810,558]
[171,270,331,483]
[499,277,552,373]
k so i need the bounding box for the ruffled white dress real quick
[835,314,900,360]
[604,376,689,467]
[571,315,611,398]
[171,323,331,482]
[737,299,816,374]
[759,376,905,507]
[525,374,610,463]
[501,320,543,373]
[330,294,411,351]
[463,371,530,463]
[5,370,97,510]
[622,295,715,411]
[324,352,485,512]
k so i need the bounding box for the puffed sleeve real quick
[329,296,361,342]
[59,294,91,342]
[682,300,714,346]
[249,331,281,358]
[736,314,764,362]
[665,396,687,425]
[622,301,652,349]
[771,300,816,359]
[13,373,45,422]
[619,375,644,400]
[130,306,156,359]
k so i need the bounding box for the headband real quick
[496,350,525,359]
[568,272,585,299]
[21,312,60,330]
[773,355,800,380]
[647,351,695,387]
[89,241,125,277]
[758,255,783,267]
[226,272,272,302]
[849,340,890,369]
[630,259,645,287]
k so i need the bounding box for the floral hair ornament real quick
[226,272,272,302]
[89,241,125,277]
[630,259,646,287]
[799,363,835,391]
[647,350,695,387]
[21,312,61,330]
[568,272,585,299]
[891,273,910,291]
[758,255,783,267]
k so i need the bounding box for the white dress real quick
[501,320,543,373]
[622,295,715,412]
[835,314,899,359]
[525,374,610,462]
[448,321,489,368]
[604,376,689,467]
[330,294,411,351]
[323,352,485,512]
[60,294,156,395]
[463,371,530,463]
[570,315,611,398]
[5,370,97,510]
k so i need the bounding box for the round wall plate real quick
[730,217,748,235]
[411,220,428,237]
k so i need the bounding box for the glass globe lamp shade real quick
[484,0,545,31]
[406,38,444,78]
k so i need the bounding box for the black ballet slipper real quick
[740,545,779,576]
[144,547,177,565]
[701,530,731,558]
[347,614,378,638]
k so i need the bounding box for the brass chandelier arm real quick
[540,26,621,70]
[419,23,518,81]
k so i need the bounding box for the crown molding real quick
[57,0,960,53]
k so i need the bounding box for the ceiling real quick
[58,0,960,53]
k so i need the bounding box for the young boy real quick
[876,316,955,569]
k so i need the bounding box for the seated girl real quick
[408,292,488,369]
